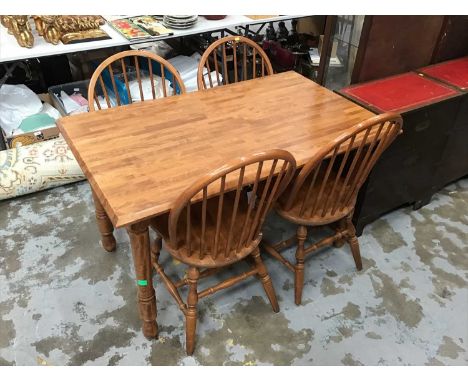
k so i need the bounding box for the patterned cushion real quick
[0,137,85,200]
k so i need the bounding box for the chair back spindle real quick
[88,50,185,112]
[283,113,403,222]
[197,36,273,90]
[168,150,296,264]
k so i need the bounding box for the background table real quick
[58,71,374,337]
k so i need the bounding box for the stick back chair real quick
[197,35,273,90]
[88,50,186,112]
[86,50,186,252]
[263,113,403,305]
[150,149,296,355]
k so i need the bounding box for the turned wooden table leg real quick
[127,221,158,338]
[91,189,116,252]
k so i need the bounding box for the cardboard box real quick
[1,93,61,149]
[2,127,60,149]
[296,16,326,35]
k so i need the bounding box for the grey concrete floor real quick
[0,179,467,365]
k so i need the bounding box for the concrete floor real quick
[0,179,467,365]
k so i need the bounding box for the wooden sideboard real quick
[338,58,468,235]
[417,57,468,191]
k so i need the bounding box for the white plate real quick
[164,15,198,22]
[165,15,198,20]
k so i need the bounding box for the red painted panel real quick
[419,57,468,90]
[341,72,459,113]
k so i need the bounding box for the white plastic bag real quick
[128,76,172,101]
[0,84,43,135]
[168,55,200,83]
[185,70,222,92]
[58,90,83,114]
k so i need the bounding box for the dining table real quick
[57,70,375,338]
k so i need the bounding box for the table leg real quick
[91,189,116,252]
[127,221,158,338]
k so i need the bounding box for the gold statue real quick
[1,16,13,32]
[9,16,34,48]
[1,15,109,48]
[41,15,61,44]
[32,16,44,36]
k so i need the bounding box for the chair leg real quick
[345,215,363,271]
[185,267,199,355]
[151,233,162,261]
[251,247,279,313]
[294,225,307,305]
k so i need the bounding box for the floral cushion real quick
[0,137,85,200]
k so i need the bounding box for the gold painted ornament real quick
[41,15,61,45]
[10,16,34,48]
[1,15,109,48]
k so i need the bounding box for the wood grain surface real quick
[58,71,374,228]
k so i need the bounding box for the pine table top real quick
[58,71,374,227]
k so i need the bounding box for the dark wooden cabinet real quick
[337,66,467,235]
[432,16,468,63]
[352,16,445,83]
[438,96,468,188]
[417,57,468,190]
[351,16,468,84]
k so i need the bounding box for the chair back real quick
[169,150,296,263]
[283,113,403,220]
[88,50,186,111]
[197,36,273,90]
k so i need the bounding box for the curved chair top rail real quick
[283,112,403,219]
[168,149,297,262]
[88,50,186,112]
[197,35,274,90]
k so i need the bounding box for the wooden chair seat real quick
[150,191,260,268]
[276,170,354,226]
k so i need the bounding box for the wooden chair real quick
[150,149,296,355]
[86,50,186,252]
[88,50,186,111]
[197,35,273,90]
[263,113,403,305]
